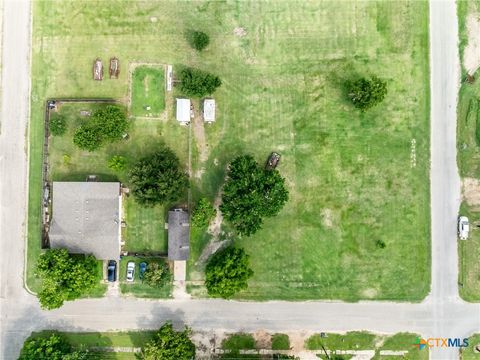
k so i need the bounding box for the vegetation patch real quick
[271,334,290,350]
[131,66,165,117]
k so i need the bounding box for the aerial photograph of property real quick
[1,0,480,359]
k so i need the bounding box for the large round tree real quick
[205,246,254,298]
[129,148,188,206]
[36,249,98,310]
[142,323,195,360]
[220,155,289,236]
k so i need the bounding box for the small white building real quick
[203,99,216,123]
[176,98,191,124]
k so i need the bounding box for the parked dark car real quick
[265,152,281,170]
[139,262,148,280]
[107,260,117,282]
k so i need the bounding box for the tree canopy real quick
[220,155,289,236]
[49,114,67,136]
[36,249,98,310]
[177,67,221,97]
[73,105,128,151]
[205,246,254,298]
[191,198,216,227]
[142,323,195,360]
[128,147,188,206]
[18,333,87,360]
[143,262,171,287]
[186,30,210,51]
[347,76,387,111]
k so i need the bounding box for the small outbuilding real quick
[167,209,190,261]
[203,99,216,123]
[176,98,191,124]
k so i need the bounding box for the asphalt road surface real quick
[0,1,479,359]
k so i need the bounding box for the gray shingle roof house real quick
[168,209,190,260]
[48,182,122,260]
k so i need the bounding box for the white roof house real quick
[176,98,191,124]
[203,99,216,123]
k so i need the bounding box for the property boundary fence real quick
[41,98,118,248]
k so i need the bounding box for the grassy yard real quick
[24,330,156,360]
[456,1,480,302]
[118,256,172,298]
[306,332,428,360]
[460,333,480,359]
[28,1,430,301]
[131,66,166,117]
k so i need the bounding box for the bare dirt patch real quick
[253,330,271,349]
[464,14,480,75]
[234,27,247,37]
[361,288,378,299]
[462,177,480,208]
[192,106,209,165]
[321,208,335,228]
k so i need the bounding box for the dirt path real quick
[464,13,480,75]
[191,106,209,178]
[197,188,231,264]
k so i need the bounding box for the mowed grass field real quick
[130,66,165,117]
[456,1,480,302]
[28,1,430,300]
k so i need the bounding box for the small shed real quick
[176,98,191,124]
[167,209,190,261]
[203,99,216,123]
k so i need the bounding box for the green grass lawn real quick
[456,0,480,302]
[28,1,430,301]
[118,256,172,298]
[461,333,480,359]
[306,332,427,360]
[131,66,165,117]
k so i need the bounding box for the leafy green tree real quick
[18,333,72,360]
[191,198,216,227]
[178,67,221,97]
[221,155,289,236]
[73,125,102,151]
[186,30,210,51]
[92,105,128,141]
[108,155,127,171]
[143,262,171,287]
[36,249,98,310]
[142,323,195,360]
[347,76,387,111]
[129,148,188,206]
[205,246,253,298]
[73,106,128,152]
[49,114,67,136]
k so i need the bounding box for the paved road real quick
[0,0,478,359]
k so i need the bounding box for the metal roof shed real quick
[203,99,216,123]
[176,98,191,124]
[167,209,190,260]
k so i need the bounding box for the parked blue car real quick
[139,262,147,280]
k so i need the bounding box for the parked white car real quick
[458,216,470,240]
[126,261,135,282]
